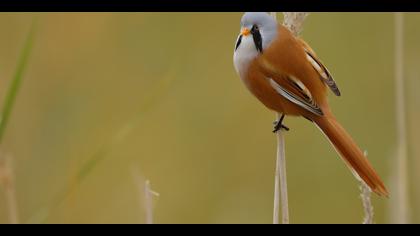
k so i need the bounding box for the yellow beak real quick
[241,27,250,36]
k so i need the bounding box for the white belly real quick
[233,35,259,80]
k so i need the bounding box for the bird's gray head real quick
[233,12,278,78]
[235,12,278,53]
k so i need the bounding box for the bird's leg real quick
[273,114,289,133]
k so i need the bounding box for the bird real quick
[233,12,388,197]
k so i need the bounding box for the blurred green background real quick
[0,13,419,224]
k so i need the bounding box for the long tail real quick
[313,113,388,197]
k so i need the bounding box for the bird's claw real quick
[272,123,289,133]
[272,118,289,133]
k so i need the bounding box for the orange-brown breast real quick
[242,25,330,117]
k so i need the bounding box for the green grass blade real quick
[0,20,37,144]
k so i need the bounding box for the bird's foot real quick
[272,122,289,133]
[272,115,289,133]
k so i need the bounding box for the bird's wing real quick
[259,46,324,117]
[298,39,341,96]
[268,74,324,116]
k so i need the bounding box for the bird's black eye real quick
[252,25,259,32]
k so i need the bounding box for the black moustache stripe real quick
[235,35,242,51]
[251,30,262,53]
[252,28,263,53]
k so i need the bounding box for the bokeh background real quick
[0,12,419,224]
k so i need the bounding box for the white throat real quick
[233,35,259,80]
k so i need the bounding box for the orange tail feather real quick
[313,114,388,197]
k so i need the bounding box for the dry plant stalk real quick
[144,180,154,224]
[360,181,374,224]
[282,12,309,36]
[273,112,288,224]
[271,12,308,225]
[132,171,159,224]
[0,155,19,224]
[391,12,410,224]
[359,151,374,224]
